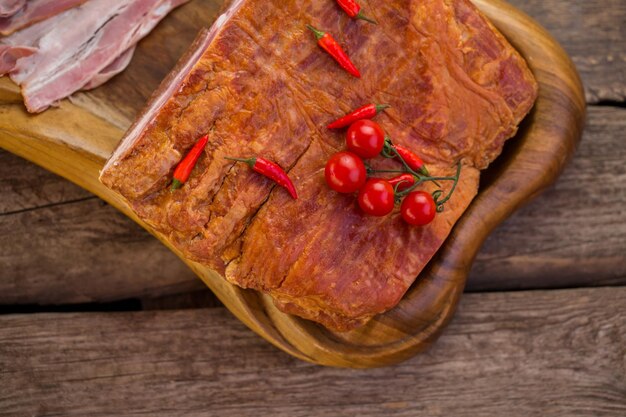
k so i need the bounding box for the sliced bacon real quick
[0,0,189,113]
[0,0,25,18]
[0,0,87,36]
[0,43,35,73]
[82,45,136,91]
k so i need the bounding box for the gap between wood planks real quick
[0,291,223,315]
[594,100,626,109]
[0,196,97,217]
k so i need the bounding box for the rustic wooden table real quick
[1,0,625,415]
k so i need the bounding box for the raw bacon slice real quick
[0,0,189,113]
[0,0,25,18]
[0,0,87,36]
[0,43,34,73]
[82,46,136,91]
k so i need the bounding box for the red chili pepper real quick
[171,134,209,190]
[336,0,377,24]
[225,156,298,200]
[388,173,416,192]
[393,144,430,176]
[307,25,361,78]
[327,103,390,129]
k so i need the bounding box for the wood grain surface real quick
[1,287,624,417]
[510,0,625,103]
[0,198,203,305]
[0,0,587,367]
[0,150,91,214]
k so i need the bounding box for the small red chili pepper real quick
[327,103,390,129]
[171,134,209,191]
[388,173,416,192]
[336,0,377,24]
[225,156,298,200]
[393,144,430,176]
[307,25,361,78]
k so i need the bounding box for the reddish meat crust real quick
[100,0,537,331]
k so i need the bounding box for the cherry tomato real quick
[401,191,436,226]
[346,120,386,158]
[358,179,395,216]
[325,151,367,193]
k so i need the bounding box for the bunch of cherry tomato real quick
[324,117,461,226]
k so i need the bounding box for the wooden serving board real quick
[0,0,585,367]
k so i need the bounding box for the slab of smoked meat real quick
[101,0,537,331]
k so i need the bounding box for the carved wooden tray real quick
[0,0,585,367]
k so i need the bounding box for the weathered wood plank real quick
[0,150,91,214]
[0,198,203,305]
[468,106,626,291]
[0,151,208,305]
[507,0,626,103]
[0,287,624,416]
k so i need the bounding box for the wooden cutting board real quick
[0,0,585,367]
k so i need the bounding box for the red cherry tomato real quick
[401,191,436,226]
[325,151,367,193]
[358,179,396,216]
[346,120,386,158]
